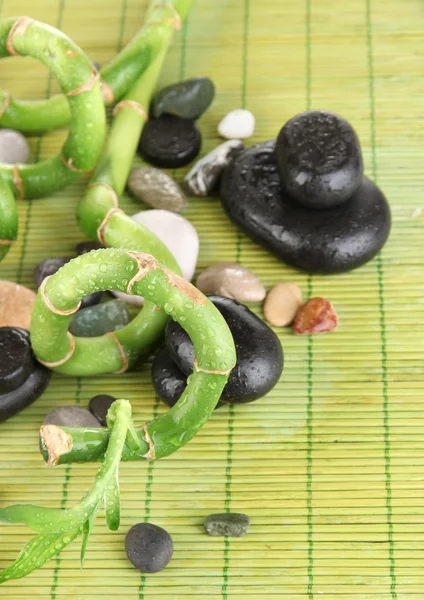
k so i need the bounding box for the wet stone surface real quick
[125,522,173,573]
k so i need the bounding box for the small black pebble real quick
[89,394,116,426]
[125,522,173,573]
[138,115,201,169]
[0,327,34,394]
[76,241,103,255]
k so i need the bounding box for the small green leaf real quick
[0,504,73,533]
[0,526,81,583]
[80,501,101,567]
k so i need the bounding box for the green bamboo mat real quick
[0,0,423,597]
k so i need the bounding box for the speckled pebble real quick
[128,166,186,212]
[125,523,173,573]
[204,513,250,537]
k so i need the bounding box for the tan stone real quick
[263,282,303,327]
[196,262,266,303]
[0,280,36,331]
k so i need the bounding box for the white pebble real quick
[0,129,29,164]
[113,210,199,306]
[218,109,255,140]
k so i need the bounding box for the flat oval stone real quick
[43,406,101,427]
[184,140,245,197]
[69,299,131,338]
[138,115,201,168]
[276,110,364,209]
[152,345,187,408]
[76,241,103,255]
[125,522,173,573]
[34,257,102,309]
[196,262,266,303]
[152,76,215,120]
[218,109,255,139]
[220,141,391,274]
[89,394,116,427]
[0,327,34,394]
[128,166,186,212]
[204,513,250,537]
[0,129,29,164]
[114,210,199,306]
[0,362,51,422]
[166,296,284,404]
[0,281,36,331]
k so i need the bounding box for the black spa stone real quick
[151,345,187,408]
[166,296,284,404]
[0,327,34,394]
[125,522,173,573]
[220,141,391,274]
[0,360,51,423]
[276,110,363,209]
[138,115,201,168]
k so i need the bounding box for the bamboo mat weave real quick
[1,0,424,598]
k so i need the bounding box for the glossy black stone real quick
[89,394,116,426]
[152,345,187,408]
[0,327,34,394]
[125,522,173,573]
[34,256,102,308]
[76,241,103,255]
[138,115,201,168]
[220,141,391,274]
[0,362,51,422]
[276,110,364,209]
[166,296,284,404]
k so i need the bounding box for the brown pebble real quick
[263,282,303,327]
[292,297,339,335]
[196,262,266,303]
[0,281,36,331]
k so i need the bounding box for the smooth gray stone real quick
[128,166,186,212]
[69,299,131,338]
[152,77,215,120]
[204,513,250,537]
[43,406,101,428]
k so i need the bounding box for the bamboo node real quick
[87,182,119,208]
[0,239,13,246]
[193,358,233,376]
[126,252,158,295]
[6,16,33,56]
[60,153,91,173]
[142,423,156,461]
[148,3,182,30]
[112,100,148,120]
[162,266,207,305]
[38,332,76,368]
[106,332,129,374]
[39,276,81,316]
[40,425,73,467]
[66,67,100,97]
[0,92,10,119]
[66,49,77,57]
[97,207,125,246]
[101,80,114,105]
[12,164,25,199]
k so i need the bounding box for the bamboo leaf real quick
[0,526,81,583]
[104,465,120,531]
[80,501,101,567]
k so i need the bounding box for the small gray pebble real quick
[184,140,244,197]
[125,522,173,573]
[128,166,186,212]
[89,394,116,427]
[0,129,30,164]
[43,406,101,428]
[204,513,250,537]
[69,299,131,338]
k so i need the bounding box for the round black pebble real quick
[138,115,201,168]
[276,110,363,209]
[0,362,51,422]
[125,522,173,573]
[34,256,102,308]
[76,241,103,256]
[220,141,391,274]
[152,346,187,408]
[166,296,284,404]
[89,394,116,426]
[0,327,35,394]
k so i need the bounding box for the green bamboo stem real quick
[0,17,106,198]
[0,1,193,134]
[0,176,18,262]
[30,249,236,464]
